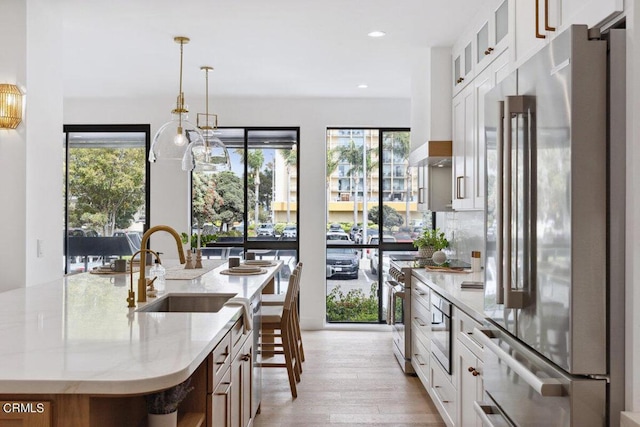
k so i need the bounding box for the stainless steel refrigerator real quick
[477,25,625,426]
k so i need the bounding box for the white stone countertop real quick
[411,267,486,323]
[0,259,281,395]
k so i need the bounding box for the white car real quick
[326,231,350,241]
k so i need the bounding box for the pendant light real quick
[182,66,231,173]
[149,36,204,163]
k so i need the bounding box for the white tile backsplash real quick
[435,210,485,263]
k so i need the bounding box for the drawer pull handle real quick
[468,366,480,376]
[215,353,230,366]
[215,382,232,395]
[433,385,450,403]
[414,317,426,327]
[413,354,426,366]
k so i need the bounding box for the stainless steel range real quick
[386,259,414,374]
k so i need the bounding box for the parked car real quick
[393,231,413,243]
[367,235,396,275]
[282,225,297,238]
[67,228,100,237]
[326,246,360,279]
[326,231,350,241]
[354,227,379,244]
[328,223,343,232]
[256,223,275,236]
[410,226,424,239]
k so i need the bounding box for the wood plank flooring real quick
[254,329,445,426]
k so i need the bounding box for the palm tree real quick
[235,149,265,228]
[326,148,339,214]
[279,147,297,223]
[383,131,411,227]
[336,139,378,227]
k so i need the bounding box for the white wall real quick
[64,95,410,329]
[0,0,63,292]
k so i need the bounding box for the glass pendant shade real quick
[183,129,231,172]
[149,36,200,164]
[150,109,204,162]
[182,66,231,173]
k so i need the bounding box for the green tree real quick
[368,205,404,230]
[259,162,273,222]
[326,148,339,213]
[192,173,223,229]
[279,148,297,223]
[236,149,265,226]
[68,148,145,236]
[383,131,412,226]
[336,139,378,227]
[207,171,248,230]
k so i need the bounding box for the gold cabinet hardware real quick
[544,0,556,31]
[535,0,546,38]
[484,47,494,55]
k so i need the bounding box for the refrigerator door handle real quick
[503,96,526,309]
[473,328,564,397]
[496,101,505,304]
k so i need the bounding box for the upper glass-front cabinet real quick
[476,0,511,72]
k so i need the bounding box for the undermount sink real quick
[136,294,237,313]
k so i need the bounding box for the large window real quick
[192,127,300,292]
[63,125,150,274]
[325,128,432,323]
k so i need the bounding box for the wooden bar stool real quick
[259,270,301,398]
[261,262,305,364]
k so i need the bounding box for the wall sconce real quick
[0,84,23,129]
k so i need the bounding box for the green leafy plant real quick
[413,228,449,250]
[326,283,379,322]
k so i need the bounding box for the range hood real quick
[408,140,452,167]
[409,140,452,212]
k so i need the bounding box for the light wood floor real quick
[254,329,445,426]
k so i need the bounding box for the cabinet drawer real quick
[411,280,431,306]
[430,355,457,427]
[208,331,232,393]
[412,333,431,384]
[208,367,232,427]
[230,318,249,358]
[455,308,484,360]
[412,311,432,344]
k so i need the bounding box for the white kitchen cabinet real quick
[456,340,484,427]
[473,50,510,210]
[455,308,484,427]
[515,0,623,66]
[411,279,432,386]
[430,354,457,427]
[475,0,512,75]
[452,84,476,211]
[452,40,474,96]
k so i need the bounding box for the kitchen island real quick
[0,259,282,426]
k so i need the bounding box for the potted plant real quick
[145,378,194,427]
[413,228,449,260]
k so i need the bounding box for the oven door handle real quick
[473,328,564,397]
[385,281,405,325]
[473,401,513,427]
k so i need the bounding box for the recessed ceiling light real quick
[358,84,368,89]
[368,31,386,38]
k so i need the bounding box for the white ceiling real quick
[61,0,489,100]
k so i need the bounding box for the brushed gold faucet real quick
[127,248,160,308]
[136,225,186,303]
